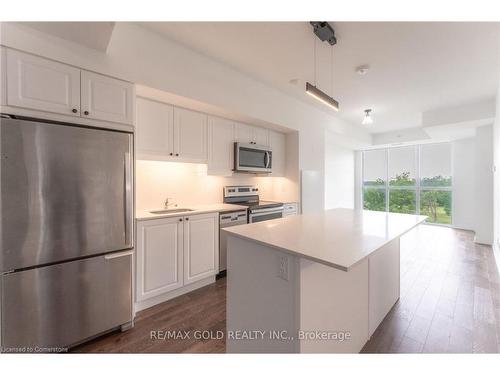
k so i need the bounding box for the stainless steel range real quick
[223,185,284,223]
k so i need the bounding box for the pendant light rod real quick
[313,36,317,86]
[306,21,340,112]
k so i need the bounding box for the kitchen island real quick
[223,208,427,353]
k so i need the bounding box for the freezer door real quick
[0,118,133,271]
[1,251,133,351]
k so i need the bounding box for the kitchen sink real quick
[149,208,194,214]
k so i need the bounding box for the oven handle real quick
[250,206,284,216]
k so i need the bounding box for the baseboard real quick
[134,276,216,312]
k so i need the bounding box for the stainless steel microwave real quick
[234,142,272,173]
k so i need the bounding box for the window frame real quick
[361,142,453,226]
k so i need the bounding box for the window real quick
[388,146,417,214]
[419,144,452,224]
[363,150,386,212]
[362,143,452,225]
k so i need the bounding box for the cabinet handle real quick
[84,110,89,116]
[175,153,179,156]
[185,217,189,221]
[72,108,78,113]
[179,218,183,222]
[170,153,173,156]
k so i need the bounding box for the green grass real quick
[420,206,451,225]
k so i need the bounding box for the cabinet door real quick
[234,122,254,144]
[6,49,80,116]
[136,97,174,159]
[173,107,208,162]
[207,116,234,176]
[269,130,286,176]
[183,213,219,285]
[253,126,269,146]
[368,238,400,336]
[81,70,134,125]
[136,218,184,301]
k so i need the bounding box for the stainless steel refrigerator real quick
[0,115,134,351]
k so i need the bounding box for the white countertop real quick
[136,203,248,221]
[223,208,427,271]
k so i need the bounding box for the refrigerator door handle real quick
[124,151,132,247]
[104,250,133,260]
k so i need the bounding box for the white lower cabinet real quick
[183,213,219,285]
[136,217,184,302]
[136,212,219,309]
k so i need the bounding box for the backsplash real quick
[135,160,297,210]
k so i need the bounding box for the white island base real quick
[225,209,426,353]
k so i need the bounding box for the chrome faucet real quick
[164,197,177,209]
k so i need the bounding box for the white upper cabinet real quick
[253,126,270,146]
[183,213,219,286]
[6,49,81,116]
[173,107,208,163]
[81,71,134,125]
[235,122,269,146]
[207,116,234,176]
[135,103,208,162]
[136,97,174,159]
[136,217,184,301]
[4,49,134,126]
[269,130,286,176]
[234,122,254,144]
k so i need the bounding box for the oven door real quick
[249,207,284,223]
[235,143,272,173]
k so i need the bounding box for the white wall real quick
[452,137,476,231]
[324,130,355,209]
[452,125,493,245]
[0,22,371,209]
[135,161,294,210]
[474,126,494,244]
[494,84,500,253]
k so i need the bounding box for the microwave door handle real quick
[264,151,269,168]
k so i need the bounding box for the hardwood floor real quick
[362,225,500,353]
[73,225,500,353]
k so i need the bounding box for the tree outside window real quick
[362,144,452,225]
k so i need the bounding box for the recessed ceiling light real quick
[362,109,373,125]
[356,65,370,75]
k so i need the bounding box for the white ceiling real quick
[21,22,115,52]
[138,22,500,134]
